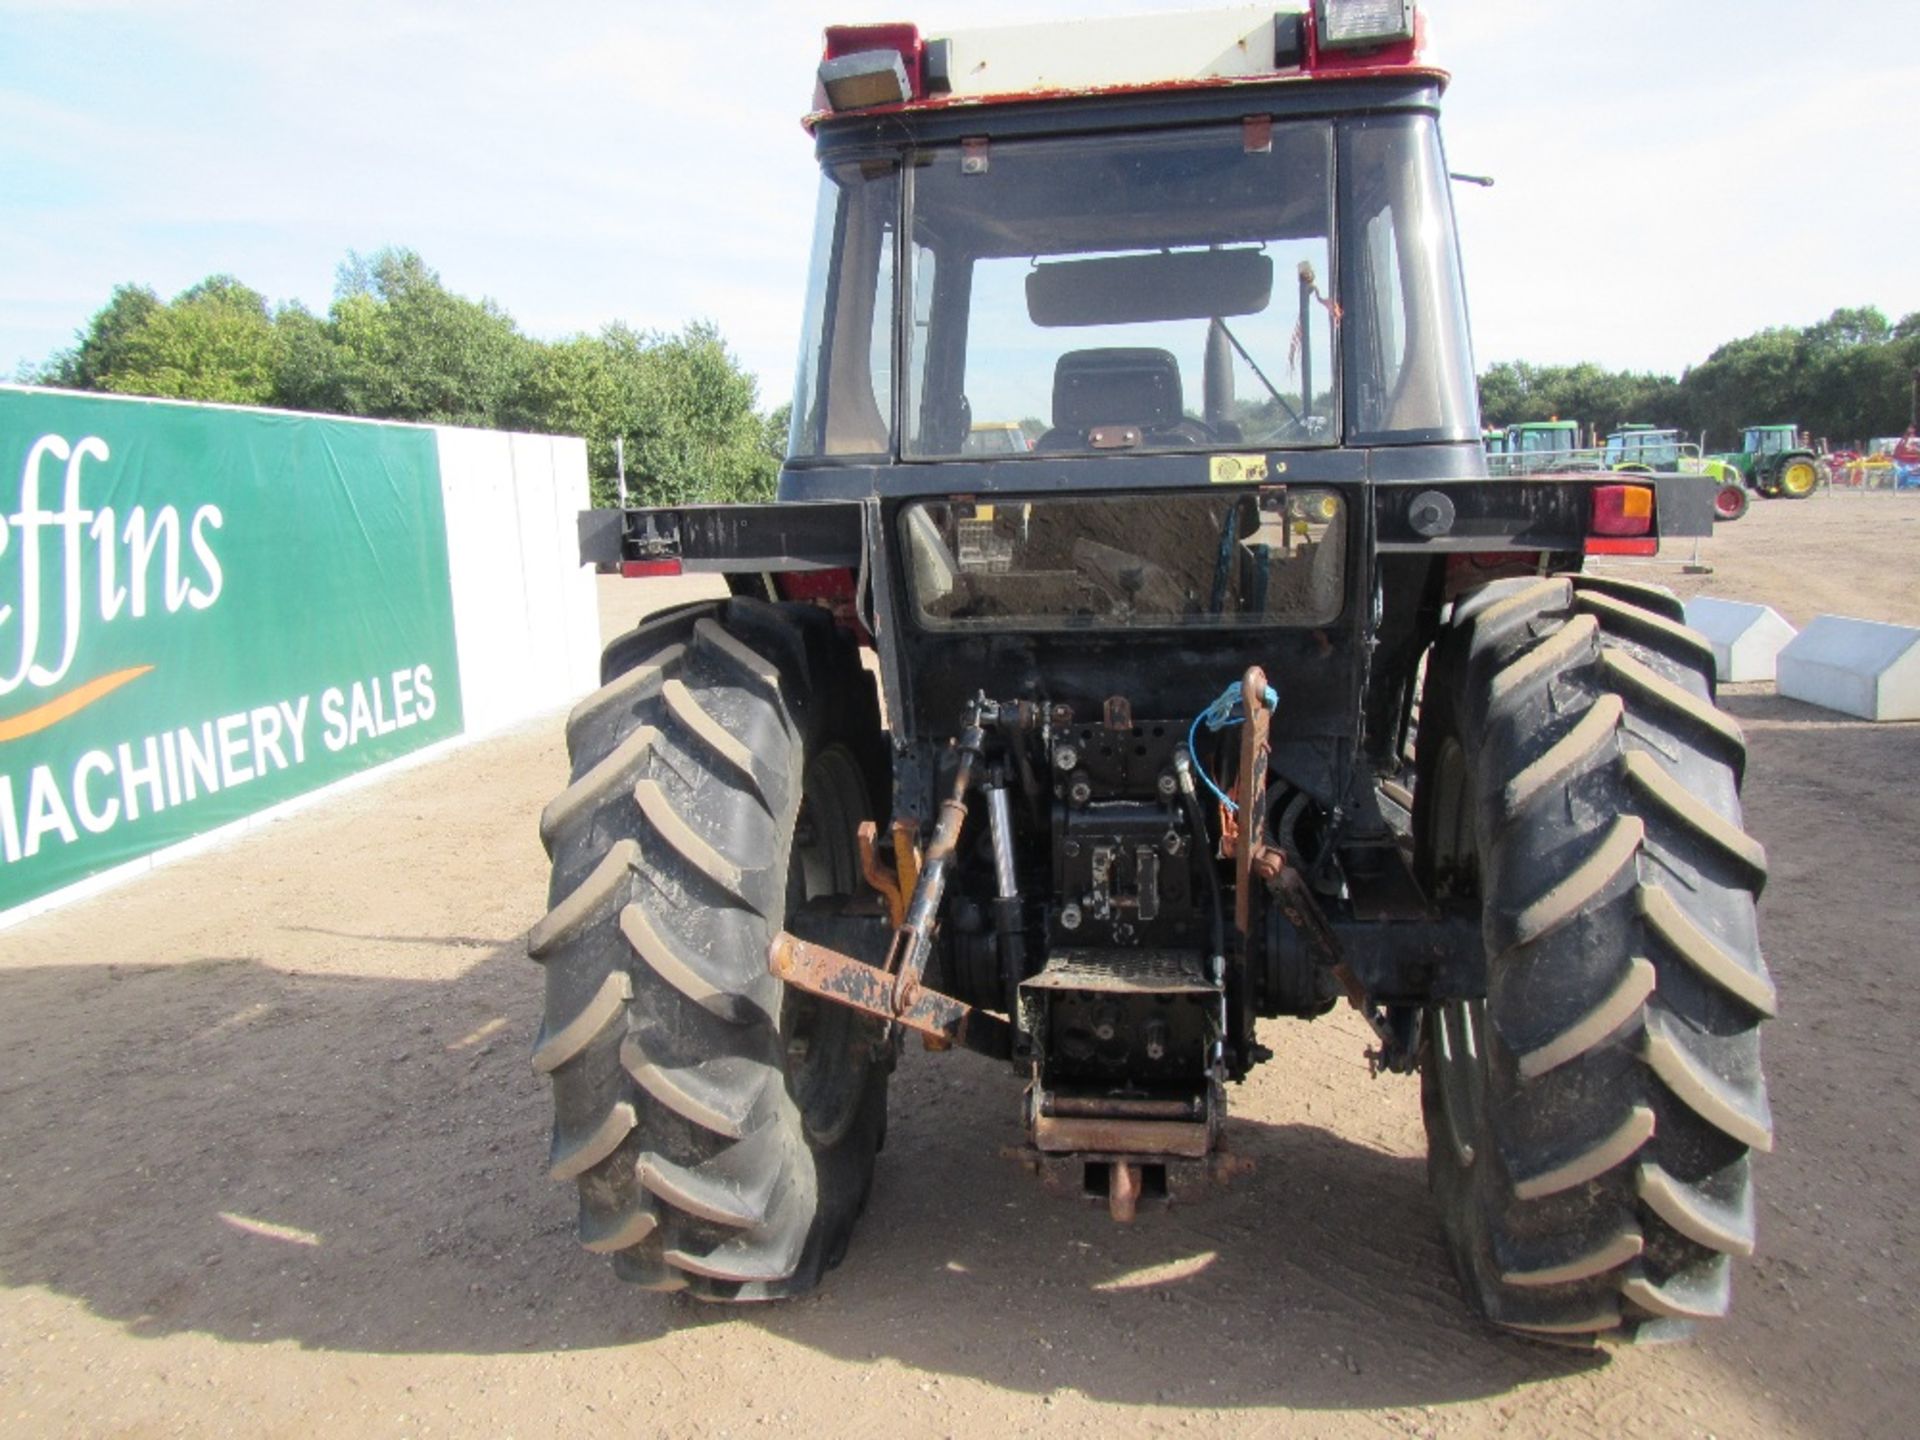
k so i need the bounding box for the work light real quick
[1315,0,1416,49]
[819,49,913,111]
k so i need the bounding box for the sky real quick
[3,0,1917,408]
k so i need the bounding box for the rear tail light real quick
[1590,483,1653,537]
[1585,482,1657,556]
[621,558,683,579]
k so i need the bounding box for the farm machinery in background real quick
[1606,425,1750,521]
[1484,419,1589,474]
[1484,422,1747,521]
[1827,370,1920,490]
[1709,424,1822,501]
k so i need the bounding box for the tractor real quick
[1488,419,1593,476]
[1711,424,1822,500]
[532,2,1770,1347]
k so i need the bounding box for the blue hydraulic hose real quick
[1187,679,1279,814]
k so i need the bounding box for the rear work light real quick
[819,23,922,110]
[1315,0,1416,49]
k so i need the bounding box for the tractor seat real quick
[1035,348,1185,450]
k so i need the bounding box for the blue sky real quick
[3,0,1916,408]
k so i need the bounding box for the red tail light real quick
[1583,537,1659,556]
[621,558,683,578]
[1591,483,1653,536]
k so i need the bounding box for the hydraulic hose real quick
[1173,745,1227,970]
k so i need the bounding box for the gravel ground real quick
[0,492,1914,1438]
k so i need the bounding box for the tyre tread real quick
[532,600,887,1300]
[1417,572,1770,1341]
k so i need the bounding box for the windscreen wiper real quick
[1213,317,1303,429]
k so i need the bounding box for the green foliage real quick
[763,403,793,462]
[1477,359,1683,438]
[99,275,280,405]
[324,247,532,427]
[269,303,344,413]
[31,250,786,506]
[510,331,637,505]
[40,284,161,391]
[622,322,777,507]
[504,321,778,508]
[1480,306,1920,449]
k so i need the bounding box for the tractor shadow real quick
[734,1047,1607,1408]
[0,939,1602,1407]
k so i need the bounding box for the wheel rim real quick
[1433,999,1488,1169]
[1423,737,1488,1170]
[1780,459,1818,497]
[1715,486,1745,518]
[780,745,874,1149]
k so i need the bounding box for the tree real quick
[623,322,778,505]
[39,284,160,390]
[97,275,280,405]
[763,402,793,462]
[1480,307,1920,451]
[325,247,531,428]
[504,322,783,507]
[1476,359,1680,437]
[508,330,643,506]
[270,303,346,413]
[1801,306,1890,355]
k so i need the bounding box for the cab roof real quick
[806,3,1444,131]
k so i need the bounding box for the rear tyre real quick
[530,598,891,1299]
[1414,575,1774,1343]
[1712,483,1750,522]
[1776,455,1820,499]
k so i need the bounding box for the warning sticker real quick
[1208,454,1269,484]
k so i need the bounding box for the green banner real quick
[0,387,463,912]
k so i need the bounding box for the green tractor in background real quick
[1486,419,1594,475]
[1606,424,1750,522]
[1711,424,1822,501]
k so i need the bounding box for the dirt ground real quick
[1,492,1915,1439]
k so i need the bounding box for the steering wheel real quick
[1146,416,1220,447]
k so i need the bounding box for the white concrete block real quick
[1776,615,1920,721]
[1682,597,1799,683]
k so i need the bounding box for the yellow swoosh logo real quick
[0,665,155,743]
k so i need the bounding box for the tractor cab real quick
[784,18,1478,486]
[1489,418,1590,474]
[1604,426,1684,471]
[1505,419,1581,458]
[1745,424,1801,456]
